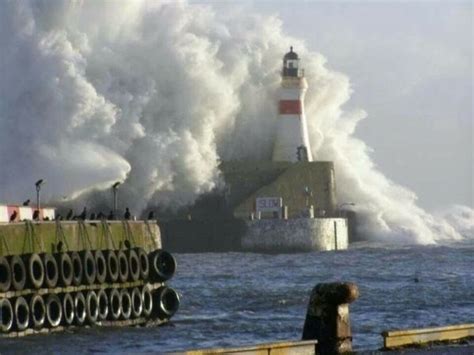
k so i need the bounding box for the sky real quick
[238,0,472,211]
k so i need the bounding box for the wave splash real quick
[0,1,471,243]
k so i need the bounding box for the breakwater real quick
[0,220,179,336]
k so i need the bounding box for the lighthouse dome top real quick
[284,47,299,60]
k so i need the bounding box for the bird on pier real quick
[89,212,96,220]
[66,209,74,220]
[78,207,87,220]
[147,211,155,220]
[107,210,115,220]
[9,211,17,223]
[97,212,105,220]
[55,214,63,221]
[32,210,40,221]
[22,199,30,206]
[124,207,131,220]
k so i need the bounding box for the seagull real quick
[9,211,17,222]
[97,212,105,220]
[89,212,96,220]
[124,207,131,220]
[32,210,40,221]
[22,199,30,206]
[66,209,74,220]
[107,210,115,220]
[78,207,87,220]
[147,211,155,220]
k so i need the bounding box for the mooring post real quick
[302,282,359,354]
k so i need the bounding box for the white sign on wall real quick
[255,197,283,213]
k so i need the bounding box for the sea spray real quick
[0,0,470,243]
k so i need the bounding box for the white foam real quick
[0,1,470,243]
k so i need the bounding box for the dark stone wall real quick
[160,218,246,253]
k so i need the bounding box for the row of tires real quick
[0,249,176,292]
[0,285,180,333]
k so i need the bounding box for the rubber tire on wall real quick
[56,253,73,287]
[45,294,62,328]
[0,256,11,292]
[152,286,180,320]
[149,250,177,282]
[127,249,140,282]
[69,251,83,286]
[108,288,121,320]
[141,285,153,318]
[120,289,132,320]
[85,290,99,325]
[135,248,149,281]
[117,250,129,283]
[29,294,46,329]
[94,250,107,284]
[81,250,96,285]
[130,287,143,318]
[14,296,30,331]
[74,292,87,325]
[25,253,44,289]
[96,288,109,321]
[61,293,75,325]
[42,254,59,288]
[105,250,119,283]
[9,255,26,291]
[0,298,13,332]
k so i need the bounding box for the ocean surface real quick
[1,240,473,353]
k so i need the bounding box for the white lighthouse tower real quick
[272,47,313,162]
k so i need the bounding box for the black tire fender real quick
[96,288,109,321]
[42,254,58,288]
[69,252,83,286]
[85,290,99,325]
[45,294,62,328]
[29,293,46,329]
[61,292,75,325]
[74,292,86,325]
[56,253,73,287]
[94,250,107,284]
[0,298,13,332]
[9,255,26,291]
[0,256,12,292]
[14,296,30,331]
[107,288,121,320]
[120,288,132,320]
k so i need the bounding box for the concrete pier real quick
[242,218,348,252]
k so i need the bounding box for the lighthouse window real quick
[288,62,294,68]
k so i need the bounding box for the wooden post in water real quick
[302,282,359,354]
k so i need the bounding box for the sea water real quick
[1,240,473,353]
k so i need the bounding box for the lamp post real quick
[112,182,121,216]
[303,186,313,207]
[35,179,45,210]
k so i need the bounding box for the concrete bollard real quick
[302,282,359,354]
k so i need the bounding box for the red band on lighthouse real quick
[279,100,302,115]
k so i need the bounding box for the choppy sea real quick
[1,240,473,353]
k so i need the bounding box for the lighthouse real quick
[272,47,313,162]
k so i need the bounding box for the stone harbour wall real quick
[242,218,348,252]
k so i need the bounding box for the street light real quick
[35,179,45,210]
[303,186,313,207]
[112,181,121,216]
